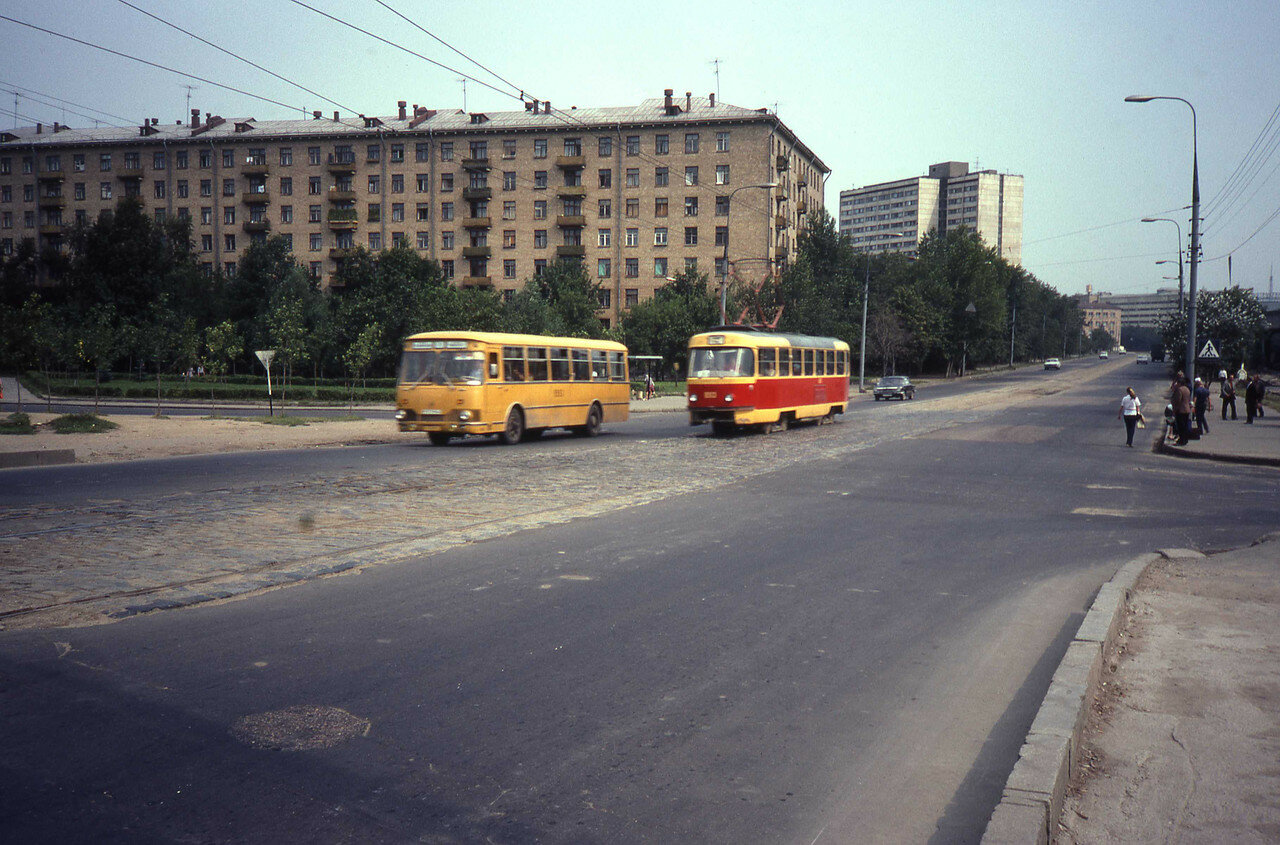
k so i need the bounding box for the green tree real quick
[1157,287,1267,373]
[202,320,242,398]
[622,270,719,377]
[505,260,605,338]
[75,304,131,412]
[343,321,382,400]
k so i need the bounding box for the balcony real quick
[37,171,65,182]
[328,188,357,202]
[243,219,271,233]
[461,186,492,201]
[327,209,359,229]
[241,190,271,204]
[556,184,587,198]
[329,247,357,260]
[327,153,357,173]
[242,159,269,176]
[462,245,492,258]
[774,245,789,260]
[38,195,66,208]
[774,214,787,229]
[555,155,585,169]
[556,244,586,257]
[556,214,586,228]
[461,216,492,229]
[775,155,789,172]
[117,167,143,179]
[39,223,67,237]
[460,157,491,171]
[460,275,492,287]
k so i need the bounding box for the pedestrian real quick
[1221,374,1237,420]
[1192,377,1212,436]
[1245,374,1261,424]
[1258,377,1267,418]
[1172,376,1193,444]
[644,372,655,400]
[1119,386,1143,447]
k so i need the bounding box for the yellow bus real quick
[395,331,630,445]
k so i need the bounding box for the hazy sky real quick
[4,0,1279,297]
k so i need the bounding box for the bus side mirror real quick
[490,363,498,377]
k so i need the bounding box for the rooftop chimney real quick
[53,122,60,132]
[398,100,407,120]
[664,88,674,114]
[333,111,340,121]
[531,98,540,113]
[313,110,321,120]
[36,123,42,134]
[544,101,551,114]
[191,108,200,128]
[709,93,715,107]
[685,92,692,112]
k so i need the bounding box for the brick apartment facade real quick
[0,90,827,326]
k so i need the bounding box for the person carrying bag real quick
[1119,386,1143,447]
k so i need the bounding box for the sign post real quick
[254,350,276,417]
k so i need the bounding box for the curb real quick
[0,449,75,469]
[1155,435,1280,468]
[980,549,1191,844]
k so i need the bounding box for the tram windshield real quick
[689,347,755,378]
[399,349,485,385]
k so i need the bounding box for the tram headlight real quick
[724,393,734,403]
[688,393,696,402]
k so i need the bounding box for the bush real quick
[0,413,35,435]
[48,414,120,434]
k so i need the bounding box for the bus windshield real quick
[689,347,755,378]
[399,349,485,385]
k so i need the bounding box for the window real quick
[715,225,728,246]
[654,227,668,246]
[281,205,293,223]
[625,168,640,188]
[598,199,612,218]
[685,196,698,216]
[655,197,668,217]
[564,138,582,156]
[280,177,293,195]
[503,229,516,248]
[386,202,402,223]
[225,234,236,251]
[0,158,8,175]
[154,180,166,199]
[176,180,188,198]
[598,228,611,247]
[441,201,454,221]
[441,260,454,279]
[533,200,547,220]
[224,262,237,277]
[716,131,730,152]
[504,259,517,279]
[533,171,547,190]
[626,288,639,307]
[99,153,113,172]
[598,136,613,157]
[100,182,113,200]
[684,226,698,246]
[368,175,380,193]
[503,139,517,159]
[415,143,430,162]
[502,200,516,220]
[222,150,234,168]
[416,231,430,249]
[598,289,612,309]
[201,206,212,224]
[625,258,639,277]
[416,203,430,222]
[533,139,547,159]
[365,144,380,163]
[310,233,322,251]
[441,172,453,192]
[716,195,730,216]
[534,259,547,276]
[684,166,698,186]
[224,206,236,225]
[685,257,698,272]
[74,183,86,201]
[653,258,667,278]
[279,147,293,166]
[625,135,639,156]
[562,198,582,216]
[439,142,453,161]
[534,229,548,248]
[685,133,700,154]
[369,232,381,249]
[503,171,516,191]
[390,143,404,163]
[195,178,210,197]
[416,174,429,193]
[715,164,730,185]
[309,205,322,223]
[391,174,404,193]
[655,134,669,155]
[441,231,454,249]
[308,176,321,195]
[625,227,639,247]
[201,234,213,251]
[368,203,381,222]
[598,258,611,278]
[625,198,639,218]
[308,146,322,165]
[152,151,165,169]
[655,167,668,187]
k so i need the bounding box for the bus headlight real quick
[458,410,473,421]
[394,409,408,421]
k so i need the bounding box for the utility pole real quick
[710,58,722,101]
[458,78,467,111]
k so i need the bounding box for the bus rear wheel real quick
[428,432,452,446]
[575,403,603,437]
[501,408,525,445]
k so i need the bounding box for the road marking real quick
[1085,484,1132,490]
[767,583,796,589]
[558,574,592,581]
[846,588,881,593]
[1071,507,1133,517]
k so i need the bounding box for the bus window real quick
[609,351,627,382]
[759,348,777,377]
[489,352,499,379]
[791,349,803,376]
[503,346,526,381]
[591,350,609,381]
[528,347,549,381]
[398,349,435,384]
[571,349,590,381]
[804,349,814,376]
[550,348,571,381]
[778,348,790,377]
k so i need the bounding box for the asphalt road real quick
[6,357,1274,843]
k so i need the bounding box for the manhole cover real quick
[230,704,370,751]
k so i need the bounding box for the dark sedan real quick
[872,376,915,400]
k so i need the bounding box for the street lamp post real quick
[1126,95,1200,381]
[718,182,779,326]
[961,301,976,376]
[857,232,905,392]
[1144,217,1185,311]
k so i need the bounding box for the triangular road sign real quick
[1198,340,1220,359]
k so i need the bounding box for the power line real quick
[0,14,307,114]
[1034,250,1169,268]
[371,0,525,98]
[1202,100,1280,222]
[1022,206,1186,247]
[0,79,134,125]
[0,106,44,125]
[112,0,359,115]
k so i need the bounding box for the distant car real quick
[1136,353,1151,364]
[1044,358,1061,370]
[1098,351,1109,359]
[872,375,915,400]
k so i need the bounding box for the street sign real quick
[1197,340,1220,359]
[254,350,276,416]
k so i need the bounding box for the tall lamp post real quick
[858,231,905,392]
[1126,95,1200,380]
[1144,217,1185,311]
[718,182,779,326]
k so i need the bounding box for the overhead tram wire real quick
[1203,200,1280,263]
[371,0,525,98]
[0,15,308,114]
[0,79,134,125]
[1201,122,1280,239]
[113,0,359,115]
[1021,207,1187,247]
[1202,153,1280,241]
[1202,101,1280,222]
[0,106,45,126]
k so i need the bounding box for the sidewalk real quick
[1157,401,1280,467]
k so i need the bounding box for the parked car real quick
[872,375,915,400]
[1098,351,1109,359]
[1136,353,1151,364]
[1044,358,1061,370]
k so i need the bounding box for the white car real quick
[1136,353,1151,364]
[1044,358,1061,370]
[1098,351,1109,359]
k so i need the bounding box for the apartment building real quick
[0,89,827,326]
[838,161,1023,264]
[1075,286,1123,340]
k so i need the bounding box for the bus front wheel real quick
[575,403,603,437]
[428,432,452,446]
[501,408,525,445]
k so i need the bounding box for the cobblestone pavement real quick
[0,383,1049,630]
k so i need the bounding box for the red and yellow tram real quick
[686,328,850,434]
